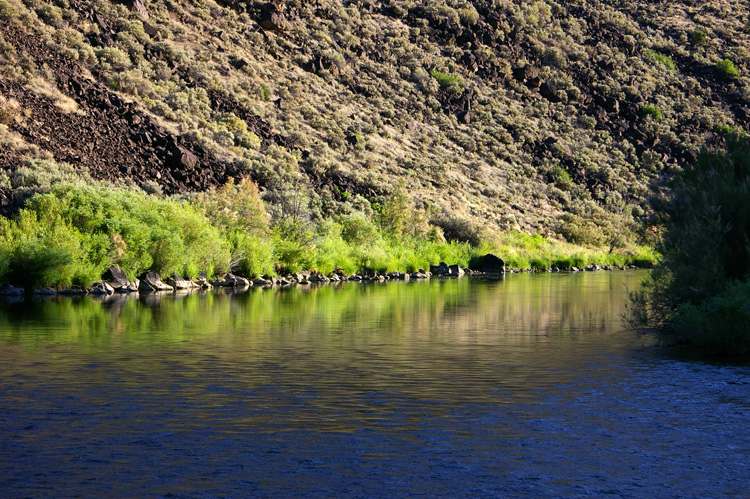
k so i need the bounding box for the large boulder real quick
[430,262,450,276]
[473,254,506,274]
[102,265,137,292]
[0,284,24,295]
[138,271,174,293]
[448,264,465,277]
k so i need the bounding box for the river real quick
[0,271,748,497]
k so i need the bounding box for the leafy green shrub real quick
[0,183,233,287]
[645,49,676,70]
[429,69,463,94]
[556,214,606,246]
[630,135,750,355]
[641,104,662,121]
[671,281,750,356]
[716,58,739,78]
[432,215,485,247]
[340,214,380,245]
[716,124,748,138]
[690,29,708,47]
[549,165,573,190]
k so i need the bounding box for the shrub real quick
[629,135,750,355]
[716,58,739,78]
[549,165,573,189]
[641,104,662,121]
[432,215,485,247]
[645,49,676,70]
[556,214,606,246]
[690,29,708,47]
[0,184,233,287]
[429,69,463,93]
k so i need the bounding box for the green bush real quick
[429,69,463,94]
[641,104,662,122]
[645,49,676,70]
[630,135,750,355]
[690,29,708,47]
[0,183,232,287]
[716,58,739,78]
[671,282,750,356]
[557,214,606,246]
[549,165,573,189]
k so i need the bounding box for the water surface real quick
[1,272,748,497]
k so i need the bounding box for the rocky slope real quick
[0,0,748,242]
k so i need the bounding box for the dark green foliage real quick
[690,29,708,47]
[631,135,750,355]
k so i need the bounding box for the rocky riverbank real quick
[0,253,644,299]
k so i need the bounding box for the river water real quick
[0,271,748,498]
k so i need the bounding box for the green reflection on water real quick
[0,271,646,350]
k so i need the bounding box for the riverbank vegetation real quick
[628,132,750,357]
[0,177,655,289]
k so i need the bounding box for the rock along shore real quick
[0,254,643,299]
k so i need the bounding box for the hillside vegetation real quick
[0,0,748,275]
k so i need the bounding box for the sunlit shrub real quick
[716,58,739,78]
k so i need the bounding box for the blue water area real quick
[0,271,748,497]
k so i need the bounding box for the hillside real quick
[1,0,749,245]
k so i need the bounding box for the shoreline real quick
[0,264,648,301]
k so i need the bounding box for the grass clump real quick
[429,69,463,94]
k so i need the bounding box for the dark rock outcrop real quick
[472,254,506,274]
[166,275,198,290]
[0,284,24,295]
[138,271,174,292]
[89,281,115,295]
[103,265,137,292]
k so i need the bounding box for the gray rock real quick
[448,264,465,277]
[89,281,115,295]
[166,275,198,290]
[32,288,57,295]
[0,284,24,296]
[411,269,430,279]
[213,273,250,287]
[138,271,174,293]
[103,265,135,292]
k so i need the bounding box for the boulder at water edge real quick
[138,271,174,292]
[472,253,506,274]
